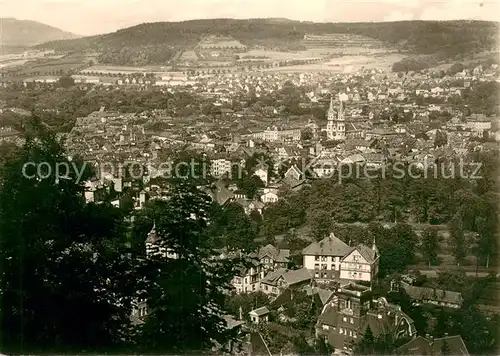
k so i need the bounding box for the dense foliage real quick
[0,118,137,353]
[0,119,247,354]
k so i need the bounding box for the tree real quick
[440,339,452,355]
[449,213,467,266]
[353,326,375,354]
[309,211,333,241]
[0,117,137,353]
[208,202,257,251]
[434,129,448,148]
[421,227,439,266]
[224,292,270,321]
[300,128,313,141]
[135,180,245,353]
[237,174,264,199]
[58,75,75,88]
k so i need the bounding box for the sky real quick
[1,0,499,36]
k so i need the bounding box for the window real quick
[353,331,357,339]
[264,258,269,263]
[252,284,256,291]
[321,264,327,270]
[350,318,354,324]
[315,256,320,261]
[322,272,328,278]
[315,272,320,278]
[264,285,268,291]
[342,317,347,322]
[353,255,360,262]
[339,328,344,335]
[314,264,320,270]
[321,256,327,262]
[349,330,353,337]
[322,324,329,330]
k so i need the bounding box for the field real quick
[262,52,405,73]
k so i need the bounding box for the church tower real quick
[326,96,346,141]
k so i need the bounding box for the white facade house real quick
[249,306,269,324]
[339,245,380,282]
[302,233,379,284]
[210,158,232,177]
[261,191,278,204]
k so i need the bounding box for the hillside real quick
[0,18,80,48]
[35,19,499,66]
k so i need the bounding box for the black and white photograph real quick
[0,0,499,354]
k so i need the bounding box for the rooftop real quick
[302,233,351,257]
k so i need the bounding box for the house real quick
[316,283,417,351]
[303,233,380,284]
[399,283,463,309]
[258,244,290,272]
[145,223,178,259]
[396,335,469,355]
[201,180,234,206]
[232,260,261,293]
[255,167,268,185]
[260,268,313,297]
[249,306,270,324]
[340,244,380,283]
[278,164,310,191]
[130,298,149,326]
[302,233,352,281]
[210,158,233,177]
[305,286,335,306]
[261,191,279,204]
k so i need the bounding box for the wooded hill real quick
[35,19,499,65]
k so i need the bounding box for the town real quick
[0,13,499,356]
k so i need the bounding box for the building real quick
[326,96,346,141]
[396,282,463,309]
[249,126,301,142]
[302,233,379,284]
[261,191,279,204]
[339,243,380,283]
[145,223,178,259]
[259,268,313,297]
[231,243,294,294]
[232,261,261,293]
[303,233,351,280]
[396,335,469,355]
[254,167,268,186]
[258,244,290,272]
[316,283,417,351]
[249,306,270,324]
[210,158,233,177]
